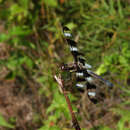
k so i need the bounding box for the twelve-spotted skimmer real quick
[61,26,113,103]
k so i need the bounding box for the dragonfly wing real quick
[87,70,113,88]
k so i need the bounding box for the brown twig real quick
[54,75,81,130]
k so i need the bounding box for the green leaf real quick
[9,3,28,21]
[9,26,32,36]
[10,4,24,14]
[0,33,9,42]
[65,22,77,30]
[109,0,116,15]
[7,58,18,70]
[24,56,34,69]
[44,0,58,7]
[39,125,60,130]
[19,0,29,9]
[117,0,123,18]
[96,64,107,75]
[36,76,47,83]
[0,114,14,128]
[112,108,130,130]
[7,56,33,71]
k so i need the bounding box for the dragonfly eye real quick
[63,26,70,31]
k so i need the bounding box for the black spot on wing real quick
[78,57,86,65]
[63,26,70,32]
[86,82,96,89]
[76,77,86,82]
[89,98,98,104]
[66,39,77,46]
[77,87,85,93]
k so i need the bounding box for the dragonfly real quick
[61,26,114,104]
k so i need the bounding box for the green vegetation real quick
[0,0,129,129]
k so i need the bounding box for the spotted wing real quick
[62,26,113,103]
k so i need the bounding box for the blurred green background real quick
[0,0,130,130]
